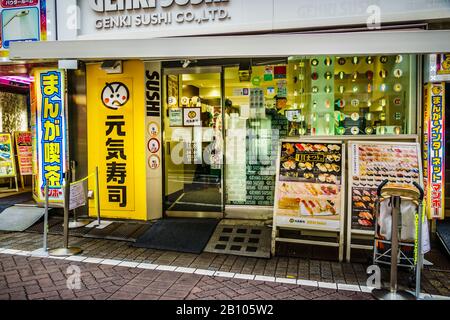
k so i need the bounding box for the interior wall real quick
[0,91,28,133]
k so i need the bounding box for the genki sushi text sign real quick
[86,0,231,30]
[33,68,67,203]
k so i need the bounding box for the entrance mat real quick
[104,223,148,242]
[133,218,220,254]
[437,220,450,256]
[0,206,45,232]
[0,192,33,213]
[204,223,271,258]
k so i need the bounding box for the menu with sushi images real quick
[274,141,345,230]
[349,142,421,231]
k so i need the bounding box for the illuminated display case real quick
[287,55,417,136]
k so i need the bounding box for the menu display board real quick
[0,133,16,177]
[14,131,32,176]
[274,140,345,230]
[348,142,421,231]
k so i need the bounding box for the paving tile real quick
[156,265,177,272]
[318,282,337,289]
[214,271,235,278]
[276,277,297,284]
[297,279,318,287]
[254,275,276,282]
[137,263,158,270]
[233,274,255,280]
[83,258,104,264]
[118,261,140,268]
[174,267,196,274]
[337,283,361,292]
[101,259,122,266]
[194,269,215,276]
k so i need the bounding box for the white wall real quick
[56,0,450,41]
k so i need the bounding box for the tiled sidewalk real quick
[0,231,449,298]
[0,252,374,300]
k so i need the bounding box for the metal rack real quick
[371,179,424,300]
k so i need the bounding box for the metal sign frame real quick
[272,138,346,261]
[346,140,423,262]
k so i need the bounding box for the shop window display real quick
[287,55,416,136]
[223,55,416,207]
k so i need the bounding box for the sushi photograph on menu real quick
[349,143,421,231]
[275,141,344,229]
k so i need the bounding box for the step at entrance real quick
[204,223,271,258]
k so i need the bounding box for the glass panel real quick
[163,72,223,213]
[224,66,288,206]
[224,55,417,208]
[287,55,416,136]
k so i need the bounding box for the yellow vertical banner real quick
[32,68,67,204]
[424,83,445,220]
[87,61,147,220]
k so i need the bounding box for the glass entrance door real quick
[163,68,223,218]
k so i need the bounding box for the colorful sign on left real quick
[0,133,15,178]
[33,68,67,203]
[15,131,32,176]
[0,0,47,57]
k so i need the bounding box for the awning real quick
[9,30,450,61]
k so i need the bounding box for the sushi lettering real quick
[146,70,161,117]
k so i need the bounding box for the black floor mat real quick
[0,192,33,213]
[128,224,152,242]
[437,220,450,256]
[133,218,220,254]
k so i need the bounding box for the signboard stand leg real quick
[95,166,101,227]
[20,175,25,190]
[49,172,82,256]
[31,184,50,257]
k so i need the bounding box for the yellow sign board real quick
[32,68,67,203]
[423,83,445,220]
[87,60,147,220]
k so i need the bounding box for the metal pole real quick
[372,195,416,300]
[49,171,82,256]
[43,184,49,253]
[95,166,101,226]
[63,171,70,249]
[415,203,423,299]
[390,196,400,294]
